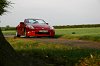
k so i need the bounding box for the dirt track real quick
[5,35,100,49]
[30,38,100,49]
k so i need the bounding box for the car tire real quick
[49,36,55,38]
[24,29,29,38]
[36,36,41,38]
[16,32,20,37]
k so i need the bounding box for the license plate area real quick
[39,30,48,33]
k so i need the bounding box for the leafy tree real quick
[0,0,23,66]
[0,0,9,15]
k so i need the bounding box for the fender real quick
[16,22,25,36]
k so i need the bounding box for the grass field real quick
[56,27,100,35]
[2,30,16,35]
[55,27,100,41]
[6,38,100,66]
[3,27,100,66]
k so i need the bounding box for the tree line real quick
[1,24,100,31]
[53,24,100,29]
[1,25,16,31]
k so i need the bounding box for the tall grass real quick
[7,38,100,66]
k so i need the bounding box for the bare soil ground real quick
[5,35,100,49]
[20,37,100,49]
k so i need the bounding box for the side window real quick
[24,19,29,23]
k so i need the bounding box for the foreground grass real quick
[6,38,100,66]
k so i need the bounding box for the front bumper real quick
[26,30,55,37]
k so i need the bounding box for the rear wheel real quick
[16,32,20,37]
[24,29,30,38]
[49,36,55,38]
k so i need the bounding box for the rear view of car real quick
[16,18,55,37]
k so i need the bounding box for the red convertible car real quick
[16,18,55,37]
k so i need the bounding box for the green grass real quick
[6,38,100,66]
[55,27,100,41]
[2,30,16,35]
[56,27,100,36]
[3,27,100,66]
[2,27,100,66]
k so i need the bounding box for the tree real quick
[0,0,23,66]
[0,0,9,15]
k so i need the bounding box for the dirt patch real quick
[5,35,100,49]
[18,37,100,49]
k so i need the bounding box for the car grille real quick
[36,32,49,34]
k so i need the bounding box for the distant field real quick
[55,27,100,41]
[56,27,100,35]
[2,30,16,35]
[2,27,100,41]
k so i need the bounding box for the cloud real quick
[0,0,100,26]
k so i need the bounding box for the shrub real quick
[72,32,76,34]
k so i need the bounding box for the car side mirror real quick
[46,23,49,25]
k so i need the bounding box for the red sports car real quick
[16,18,55,37]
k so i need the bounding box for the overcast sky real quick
[0,0,100,27]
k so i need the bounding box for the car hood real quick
[27,23,50,29]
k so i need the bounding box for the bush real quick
[72,32,76,34]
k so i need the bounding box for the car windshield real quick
[28,19,46,24]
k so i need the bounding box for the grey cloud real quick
[0,0,100,27]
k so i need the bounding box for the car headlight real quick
[50,26,54,29]
[27,25,34,29]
